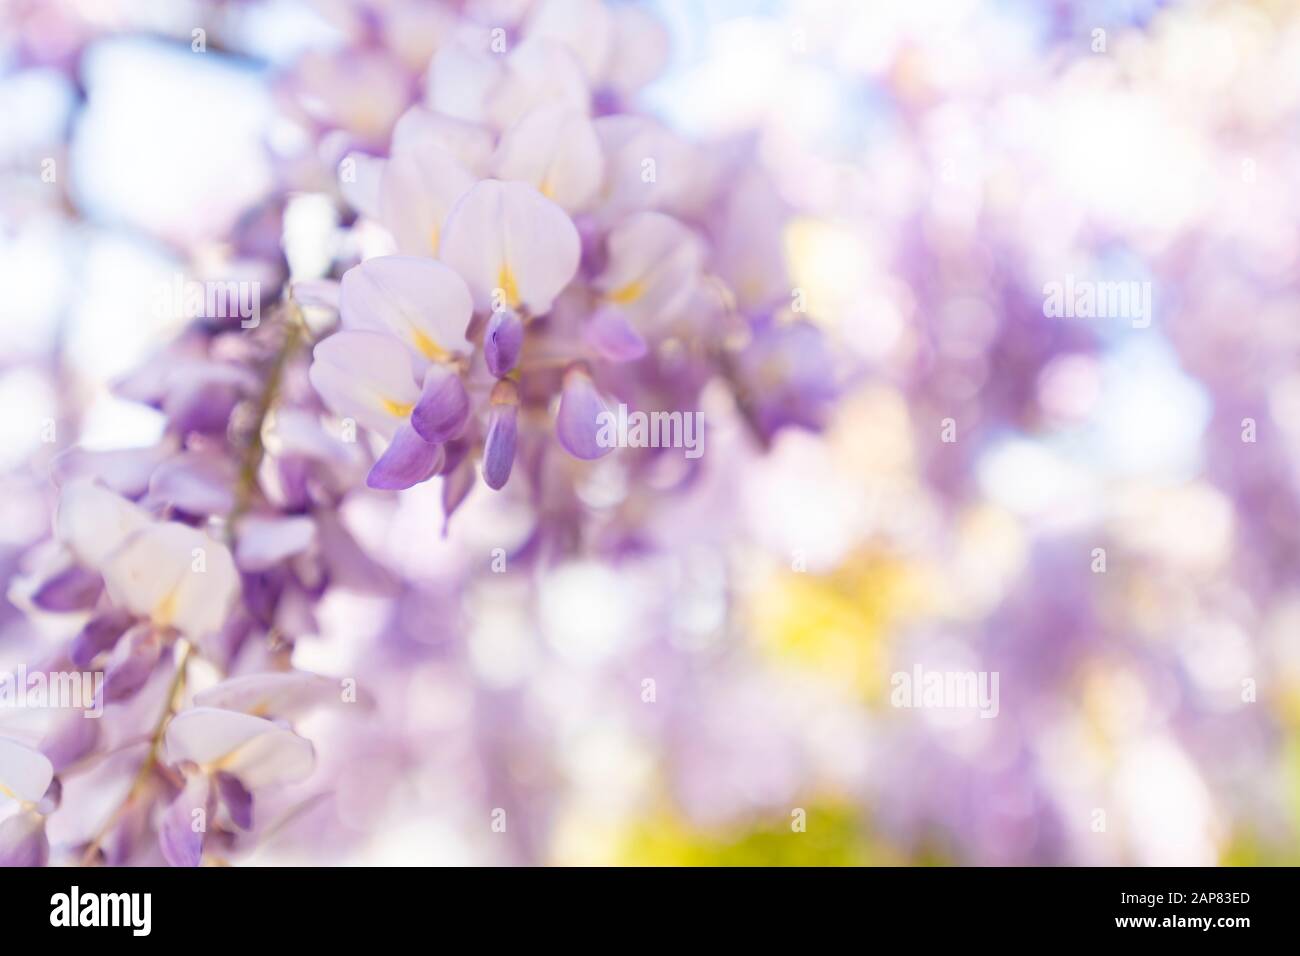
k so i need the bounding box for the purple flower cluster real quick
[0,0,838,867]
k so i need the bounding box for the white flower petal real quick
[522,0,613,80]
[0,737,54,805]
[165,707,314,790]
[54,479,152,569]
[235,516,317,572]
[391,106,495,177]
[193,671,367,719]
[592,115,700,222]
[340,257,474,364]
[488,37,589,129]
[493,105,604,212]
[594,211,704,333]
[308,330,421,437]
[337,151,385,219]
[440,179,580,315]
[603,5,670,95]
[378,147,476,257]
[101,523,238,639]
[426,39,504,124]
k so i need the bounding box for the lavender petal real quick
[410,365,470,444]
[366,424,445,491]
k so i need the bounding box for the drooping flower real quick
[160,707,315,866]
[556,364,613,461]
[483,379,520,490]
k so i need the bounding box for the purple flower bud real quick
[214,771,253,830]
[483,380,519,491]
[0,811,48,867]
[410,365,470,444]
[31,564,102,613]
[367,424,445,491]
[556,365,613,460]
[70,609,135,669]
[484,309,524,377]
[584,305,647,363]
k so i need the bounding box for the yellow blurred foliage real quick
[749,553,928,704]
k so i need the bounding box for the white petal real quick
[146,452,236,516]
[50,443,175,498]
[391,105,494,177]
[378,146,476,257]
[101,523,238,639]
[426,39,504,124]
[165,707,314,790]
[488,37,590,129]
[493,105,604,212]
[0,737,54,804]
[464,0,532,25]
[264,408,359,467]
[337,151,385,219]
[522,0,613,80]
[235,516,317,572]
[193,671,367,719]
[291,278,341,312]
[603,5,670,95]
[440,179,580,316]
[381,0,458,73]
[340,257,474,364]
[54,479,152,568]
[592,115,700,221]
[594,212,704,333]
[712,167,792,309]
[308,330,421,437]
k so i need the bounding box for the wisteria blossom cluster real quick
[307,6,836,505]
[0,0,836,866]
[7,0,1300,870]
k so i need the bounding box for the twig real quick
[80,640,193,865]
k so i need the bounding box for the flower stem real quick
[80,639,193,865]
[228,297,305,539]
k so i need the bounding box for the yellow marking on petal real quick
[153,588,179,628]
[411,327,449,362]
[497,264,520,309]
[605,280,646,305]
[382,398,413,417]
[539,174,556,200]
[428,224,440,256]
[0,784,16,802]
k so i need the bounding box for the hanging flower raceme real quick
[0,0,846,871]
[310,178,582,494]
